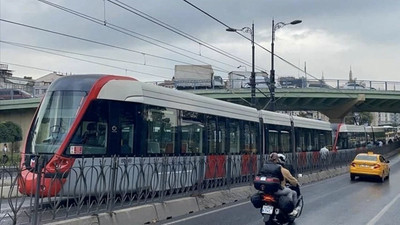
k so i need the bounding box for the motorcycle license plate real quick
[262,205,273,214]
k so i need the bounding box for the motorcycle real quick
[252,175,304,225]
[260,192,303,225]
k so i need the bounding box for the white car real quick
[341,83,366,89]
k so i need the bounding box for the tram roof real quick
[97,79,260,122]
[292,116,331,130]
[338,124,366,133]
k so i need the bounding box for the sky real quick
[1,0,400,83]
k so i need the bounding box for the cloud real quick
[1,0,400,82]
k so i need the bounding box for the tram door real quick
[107,101,122,155]
[108,101,136,156]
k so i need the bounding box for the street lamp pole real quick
[270,19,302,111]
[251,22,255,107]
[270,19,276,112]
[227,23,256,107]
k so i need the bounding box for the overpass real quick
[0,98,40,149]
[189,88,400,123]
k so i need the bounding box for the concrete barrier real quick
[196,186,253,210]
[100,205,158,225]
[1,185,18,198]
[155,197,199,221]
[45,186,256,225]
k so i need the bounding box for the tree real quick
[0,121,23,160]
[345,112,373,125]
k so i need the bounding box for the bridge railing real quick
[0,143,399,224]
[151,78,400,92]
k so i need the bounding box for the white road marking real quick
[162,201,249,225]
[366,191,400,225]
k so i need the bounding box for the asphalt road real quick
[158,153,400,225]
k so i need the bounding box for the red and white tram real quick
[19,74,332,196]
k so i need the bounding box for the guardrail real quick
[1,142,399,224]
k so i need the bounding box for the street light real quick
[270,19,302,111]
[226,23,256,107]
[237,65,247,71]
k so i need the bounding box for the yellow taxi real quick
[349,152,390,182]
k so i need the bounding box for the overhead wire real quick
[181,0,360,105]
[182,0,325,82]
[1,40,173,71]
[38,0,234,74]
[106,0,266,72]
[0,18,217,69]
[181,0,359,108]
[1,40,233,78]
[1,40,170,79]
[0,61,58,73]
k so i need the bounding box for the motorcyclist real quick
[276,153,301,197]
[269,152,301,216]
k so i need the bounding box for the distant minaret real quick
[349,66,353,82]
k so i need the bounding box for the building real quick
[0,64,34,93]
[374,112,400,126]
[33,72,64,98]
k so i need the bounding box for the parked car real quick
[0,89,33,100]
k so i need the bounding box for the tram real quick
[19,74,332,196]
[332,124,390,150]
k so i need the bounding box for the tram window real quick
[145,106,177,155]
[180,111,204,154]
[244,124,251,153]
[228,120,240,154]
[118,102,136,155]
[313,131,319,150]
[269,130,278,152]
[206,115,217,154]
[121,124,134,155]
[69,121,107,155]
[319,133,326,149]
[218,119,227,154]
[67,100,108,156]
[306,130,313,151]
[281,131,290,153]
[297,129,306,152]
[247,122,258,154]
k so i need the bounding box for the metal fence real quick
[1,143,399,224]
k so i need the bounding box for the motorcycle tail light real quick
[262,194,276,203]
[266,177,280,183]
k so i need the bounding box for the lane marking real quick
[162,201,249,225]
[366,191,400,225]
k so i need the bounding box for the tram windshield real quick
[26,90,87,154]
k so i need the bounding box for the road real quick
[157,154,400,225]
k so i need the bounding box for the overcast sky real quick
[1,0,400,83]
